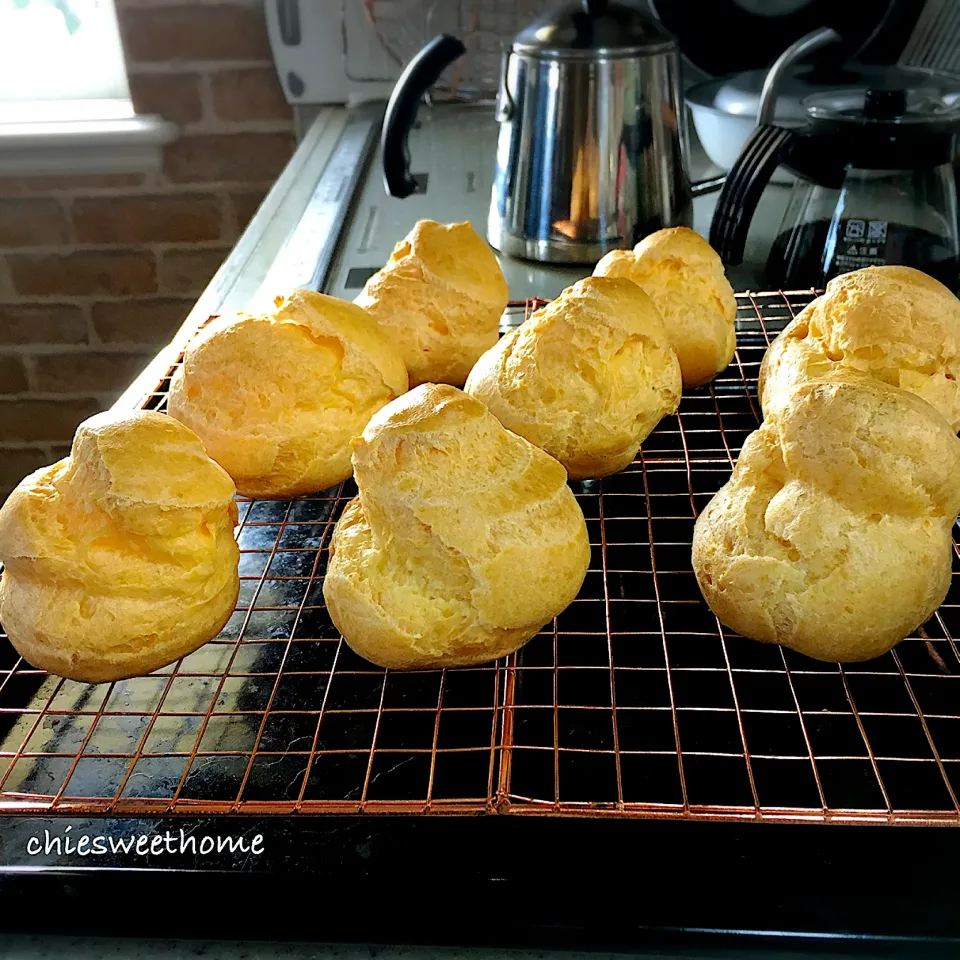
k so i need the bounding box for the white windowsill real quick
[0,114,178,176]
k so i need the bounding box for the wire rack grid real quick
[2,291,960,824]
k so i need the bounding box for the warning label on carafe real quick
[832,219,889,272]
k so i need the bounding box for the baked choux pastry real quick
[759,265,960,430]
[594,226,737,387]
[464,276,681,480]
[0,411,239,683]
[323,384,590,669]
[168,289,408,499]
[692,377,960,662]
[354,220,509,387]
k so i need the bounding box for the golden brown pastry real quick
[323,384,590,669]
[464,277,681,480]
[594,226,737,387]
[0,411,239,683]
[354,220,509,387]
[692,377,960,662]
[168,289,408,499]
[759,265,960,430]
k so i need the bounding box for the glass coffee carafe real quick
[710,86,960,291]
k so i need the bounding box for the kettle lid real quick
[512,0,676,59]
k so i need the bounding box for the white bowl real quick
[687,99,798,185]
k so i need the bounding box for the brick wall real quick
[0,0,296,500]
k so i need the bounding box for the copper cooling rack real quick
[2,290,960,824]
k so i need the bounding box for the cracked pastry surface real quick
[0,411,240,683]
[760,265,960,430]
[594,226,736,388]
[354,219,509,387]
[322,384,590,669]
[692,377,960,662]
[168,288,408,499]
[464,276,681,480]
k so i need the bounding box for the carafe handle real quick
[381,34,466,199]
[709,124,799,267]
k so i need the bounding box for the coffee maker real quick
[711,83,960,290]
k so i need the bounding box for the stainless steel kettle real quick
[380,0,721,264]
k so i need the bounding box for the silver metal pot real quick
[380,0,722,264]
[488,0,709,263]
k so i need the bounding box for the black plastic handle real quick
[709,124,799,266]
[381,34,466,199]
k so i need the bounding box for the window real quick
[0,0,175,173]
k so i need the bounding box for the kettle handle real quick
[381,34,466,199]
[709,124,799,267]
